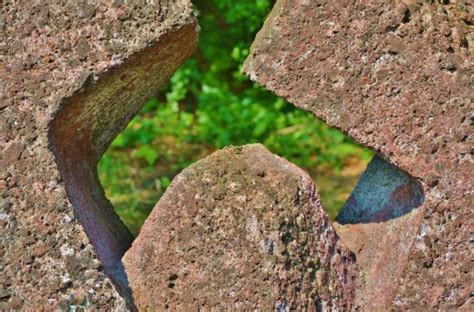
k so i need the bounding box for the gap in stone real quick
[98,89,373,236]
[97,0,374,236]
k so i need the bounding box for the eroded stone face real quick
[0,1,197,309]
[124,144,358,311]
[243,0,472,310]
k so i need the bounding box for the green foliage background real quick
[99,0,373,235]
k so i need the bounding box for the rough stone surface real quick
[334,155,426,310]
[123,144,358,311]
[0,1,197,310]
[244,0,473,310]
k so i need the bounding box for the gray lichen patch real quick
[123,144,358,311]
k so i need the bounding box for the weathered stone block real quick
[124,144,358,310]
[243,0,472,310]
[2,0,471,309]
[0,2,197,309]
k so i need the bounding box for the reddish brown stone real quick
[124,144,358,311]
[0,1,197,310]
[243,0,472,310]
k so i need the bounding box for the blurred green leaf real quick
[134,145,159,167]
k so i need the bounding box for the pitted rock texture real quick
[123,144,358,311]
[334,155,426,311]
[244,0,473,310]
[0,1,197,310]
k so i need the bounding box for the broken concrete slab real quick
[123,144,358,311]
[0,2,197,309]
[243,0,473,310]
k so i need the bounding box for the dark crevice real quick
[402,8,411,24]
